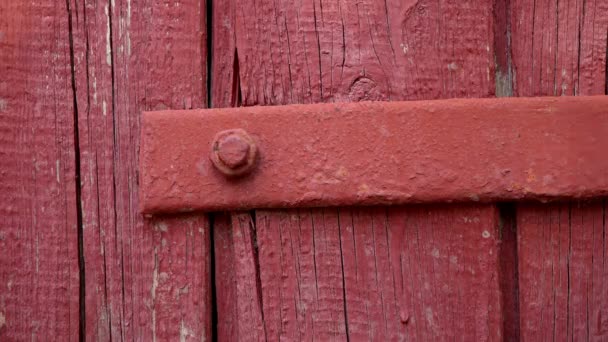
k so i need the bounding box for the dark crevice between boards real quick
[206,2,219,340]
[232,49,243,107]
[492,1,519,335]
[207,213,218,342]
[497,203,520,342]
[566,202,573,332]
[575,3,583,95]
[493,0,513,97]
[206,0,213,108]
[312,1,324,100]
[65,0,86,340]
[247,210,268,338]
[336,208,351,342]
[603,200,606,282]
[107,0,119,336]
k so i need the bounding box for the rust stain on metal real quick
[140,96,608,214]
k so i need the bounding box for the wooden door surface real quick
[1,0,607,341]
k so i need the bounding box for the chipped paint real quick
[92,77,98,105]
[126,0,132,55]
[105,5,112,66]
[154,222,168,232]
[179,320,193,342]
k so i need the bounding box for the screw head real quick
[210,129,257,177]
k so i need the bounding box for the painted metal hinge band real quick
[140,96,608,214]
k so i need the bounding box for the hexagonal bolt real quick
[210,129,258,177]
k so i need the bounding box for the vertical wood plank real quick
[68,0,211,340]
[256,209,348,340]
[214,213,267,341]
[511,0,608,96]
[386,206,502,340]
[511,0,608,340]
[0,1,80,340]
[518,202,607,340]
[211,0,505,339]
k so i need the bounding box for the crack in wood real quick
[66,0,87,340]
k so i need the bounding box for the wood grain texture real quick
[511,0,608,96]
[510,0,608,340]
[213,0,496,106]
[67,0,211,340]
[256,209,348,341]
[518,202,607,340]
[337,210,503,341]
[211,0,505,340]
[0,1,79,341]
[0,1,80,340]
[251,205,503,341]
[339,205,501,340]
[214,213,267,341]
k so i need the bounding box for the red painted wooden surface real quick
[254,206,503,340]
[211,0,506,340]
[214,213,267,341]
[1,0,212,340]
[67,0,212,340]
[0,1,80,340]
[508,0,608,339]
[2,0,607,340]
[518,202,607,340]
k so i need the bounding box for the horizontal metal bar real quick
[140,96,608,214]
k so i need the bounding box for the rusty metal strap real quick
[140,96,608,214]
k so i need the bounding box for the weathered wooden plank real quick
[249,205,503,341]
[518,202,607,340]
[511,0,608,96]
[211,0,505,340]
[210,0,268,339]
[341,205,502,340]
[217,0,496,105]
[0,1,80,339]
[68,0,211,339]
[511,0,608,340]
[214,213,267,341]
[256,208,348,340]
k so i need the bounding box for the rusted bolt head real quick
[210,129,257,177]
[218,135,250,168]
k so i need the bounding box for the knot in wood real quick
[348,77,385,101]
